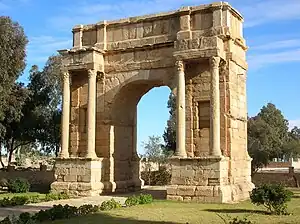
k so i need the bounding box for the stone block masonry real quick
[53,1,254,201]
[51,158,104,196]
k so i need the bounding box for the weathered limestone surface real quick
[53,1,254,201]
[51,158,104,196]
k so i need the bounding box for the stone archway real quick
[51,2,254,202]
[108,69,173,193]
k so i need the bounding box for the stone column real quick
[86,69,97,159]
[175,61,187,157]
[132,108,138,159]
[209,57,222,157]
[60,72,70,158]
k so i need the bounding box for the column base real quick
[167,183,254,203]
[166,157,254,203]
[51,158,104,197]
[58,153,69,159]
[101,157,143,194]
[103,181,117,193]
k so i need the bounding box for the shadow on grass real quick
[204,208,269,215]
[51,212,177,224]
[0,205,52,220]
[103,187,167,200]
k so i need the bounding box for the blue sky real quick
[1,0,300,154]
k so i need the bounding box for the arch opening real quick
[110,78,171,192]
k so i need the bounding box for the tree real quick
[142,135,171,185]
[41,55,63,110]
[283,126,300,158]
[248,103,296,174]
[39,109,61,156]
[163,92,176,153]
[0,83,30,166]
[35,55,62,155]
[0,57,63,165]
[257,103,289,154]
[0,16,28,135]
[143,136,168,166]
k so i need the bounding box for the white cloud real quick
[28,35,72,50]
[289,119,300,129]
[48,0,211,31]
[248,48,300,70]
[240,0,300,27]
[26,35,72,66]
[250,39,300,51]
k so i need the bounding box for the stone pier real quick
[52,1,254,201]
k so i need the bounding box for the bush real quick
[19,212,31,223]
[0,192,71,207]
[125,195,140,207]
[0,196,30,207]
[45,192,70,201]
[100,198,122,211]
[0,194,154,223]
[139,194,153,204]
[229,217,253,224]
[0,203,101,223]
[250,184,293,215]
[125,194,153,207]
[7,178,30,193]
[0,217,11,224]
[9,196,30,206]
[33,204,78,222]
[78,204,100,215]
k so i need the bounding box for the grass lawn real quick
[0,192,45,199]
[51,189,300,224]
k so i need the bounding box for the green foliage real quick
[125,194,153,207]
[0,54,62,164]
[0,83,31,165]
[0,194,154,223]
[0,16,28,128]
[229,217,253,224]
[7,178,30,193]
[27,56,63,157]
[45,192,70,201]
[0,217,11,224]
[125,195,140,207]
[0,192,70,207]
[18,212,31,223]
[0,203,101,223]
[250,184,293,215]
[100,198,122,211]
[0,196,29,207]
[142,135,170,165]
[163,92,176,153]
[248,103,300,174]
[78,204,100,215]
[139,194,153,204]
[34,204,78,222]
[283,126,300,158]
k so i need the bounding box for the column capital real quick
[88,69,97,79]
[62,71,70,80]
[209,56,221,68]
[175,60,184,72]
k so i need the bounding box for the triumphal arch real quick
[51,2,254,203]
